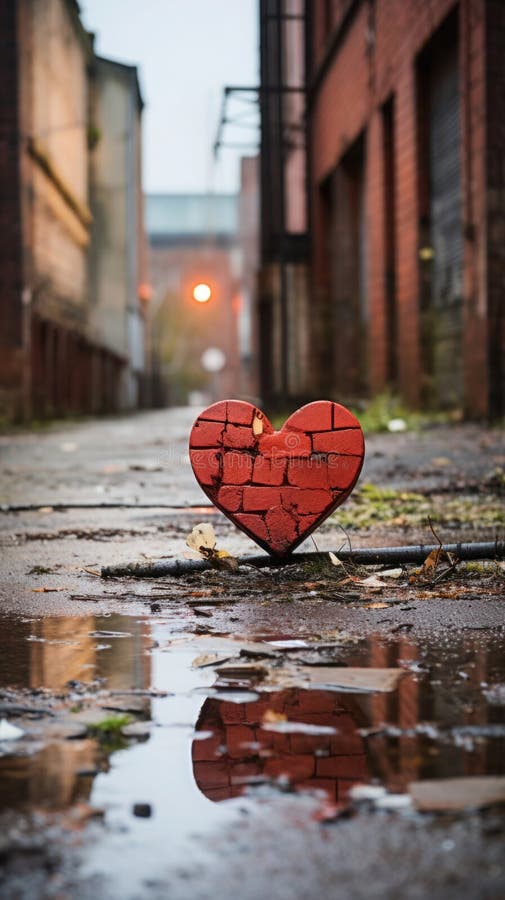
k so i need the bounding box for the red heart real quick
[189,400,365,557]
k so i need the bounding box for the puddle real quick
[0,613,504,892]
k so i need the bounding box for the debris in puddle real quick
[98,695,148,715]
[192,652,233,669]
[267,639,310,650]
[360,721,505,751]
[483,684,505,706]
[409,776,505,811]
[349,784,386,801]
[132,803,152,818]
[88,630,133,638]
[109,689,170,698]
[121,721,153,738]
[374,793,413,811]
[295,667,405,693]
[348,784,412,811]
[261,720,337,735]
[26,635,80,646]
[0,719,25,741]
[214,661,268,679]
[398,659,427,674]
[210,689,260,703]
[191,730,215,741]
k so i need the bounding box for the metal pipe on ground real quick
[101,540,505,578]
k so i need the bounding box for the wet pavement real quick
[0,407,504,898]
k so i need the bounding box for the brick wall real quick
[0,0,25,418]
[485,0,505,417]
[308,0,499,416]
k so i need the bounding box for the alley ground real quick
[0,407,504,899]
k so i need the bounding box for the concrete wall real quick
[26,0,91,327]
[87,57,146,409]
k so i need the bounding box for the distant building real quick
[88,56,148,410]
[0,0,148,421]
[146,192,254,405]
[258,0,505,418]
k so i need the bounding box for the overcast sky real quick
[80,0,259,195]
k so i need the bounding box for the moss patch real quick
[332,482,505,530]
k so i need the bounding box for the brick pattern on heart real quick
[192,689,368,803]
[189,400,364,556]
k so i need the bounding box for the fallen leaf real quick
[380,568,403,578]
[262,710,287,724]
[31,586,67,593]
[329,552,343,567]
[366,601,390,609]
[185,523,238,571]
[349,575,387,588]
[186,523,216,554]
[409,776,505,811]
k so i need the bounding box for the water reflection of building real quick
[27,617,151,691]
[0,616,151,812]
[0,740,98,811]
[192,636,503,804]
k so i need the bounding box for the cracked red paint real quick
[189,400,365,556]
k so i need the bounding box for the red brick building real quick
[259,0,504,418]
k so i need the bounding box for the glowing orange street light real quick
[192,282,212,303]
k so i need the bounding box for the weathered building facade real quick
[146,193,249,405]
[88,56,148,410]
[259,0,504,418]
[0,0,148,421]
[258,0,311,407]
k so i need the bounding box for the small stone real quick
[132,803,152,818]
